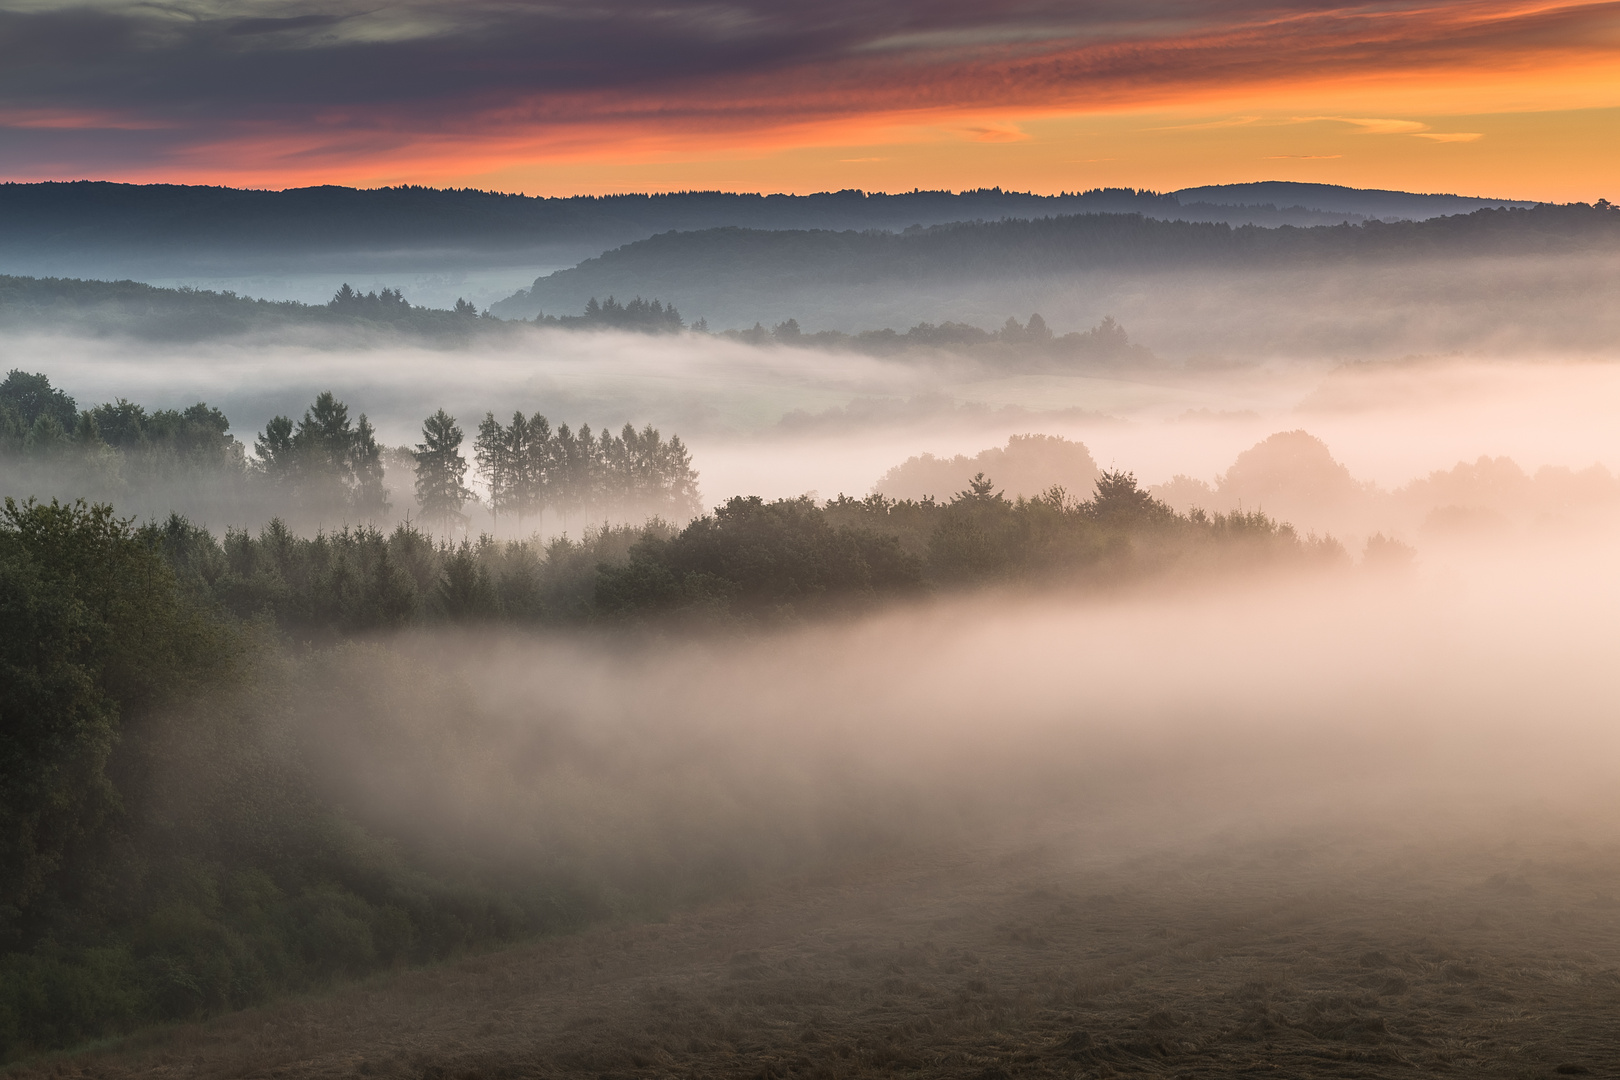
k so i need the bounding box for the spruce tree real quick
[474,412,509,535]
[521,413,552,533]
[414,410,473,536]
[351,414,390,519]
[253,392,388,519]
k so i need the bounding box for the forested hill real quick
[0,276,498,340]
[495,202,1620,321]
[0,181,1531,261]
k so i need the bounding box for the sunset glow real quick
[1,0,1617,198]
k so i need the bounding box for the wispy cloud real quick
[0,0,1604,181]
[957,123,1029,143]
[1326,118,1432,135]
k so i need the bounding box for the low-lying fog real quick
[303,530,1620,889]
[13,318,1620,1046]
[10,325,1620,549]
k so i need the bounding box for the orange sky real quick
[2,0,1617,199]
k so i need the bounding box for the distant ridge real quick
[1177,181,1531,220]
[493,202,1611,323]
[0,180,1537,279]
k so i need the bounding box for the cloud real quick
[1150,115,1263,132]
[1415,131,1485,142]
[957,123,1029,143]
[0,0,1607,180]
[1330,118,1433,136]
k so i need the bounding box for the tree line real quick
[532,294,684,332]
[720,311,1152,364]
[150,465,1341,634]
[0,277,515,341]
[1,272,1148,370]
[0,370,244,484]
[0,370,699,534]
[511,293,1154,367]
[470,410,700,533]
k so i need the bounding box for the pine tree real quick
[253,392,388,519]
[414,410,473,536]
[520,413,552,533]
[474,412,509,535]
[254,415,296,481]
[350,414,390,519]
[576,423,599,523]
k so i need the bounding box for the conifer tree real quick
[253,391,388,519]
[520,413,552,532]
[474,412,510,535]
[414,410,473,536]
[351,414,390,519]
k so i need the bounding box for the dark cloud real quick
[0,1,1612,175]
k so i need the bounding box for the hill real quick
[0,275,495,341]
[493,202,1620,327]
[0,181,1533,284]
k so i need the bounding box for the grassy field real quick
[16,817,1620,1080]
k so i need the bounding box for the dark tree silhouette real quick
[414,410,473,535]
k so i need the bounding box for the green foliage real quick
[597,496,923,622]
[413,410,473,534]
[3,465,1341,646]
[0,503,610,1061]
[0,497,237,962]
[0,371,77,436]
[255,392,388,520]
[146,517,651,634]
[0,529,116,922]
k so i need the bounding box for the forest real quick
[508,201,1620,320]
[0,276,501,341]
[0,371,700,531]
[0,182,1518,267]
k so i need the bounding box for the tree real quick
[1086,469,1174,525]
[550,423,594,532]
[253,392,389,519]
[0,370,78,431]
[618,423,700,521]
[959,472,1003,502]
[414,410,473,536]
[515,413,552,535]
[0,498,231,925]
[474,413,511,535]
[351,414,388,518]
[254,415,296,478]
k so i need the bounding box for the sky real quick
[1,0,1617,199]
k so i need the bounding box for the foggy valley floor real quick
[7,538,1620,1077]
[10,279,1620,1077]
[14,821,1620,1080]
